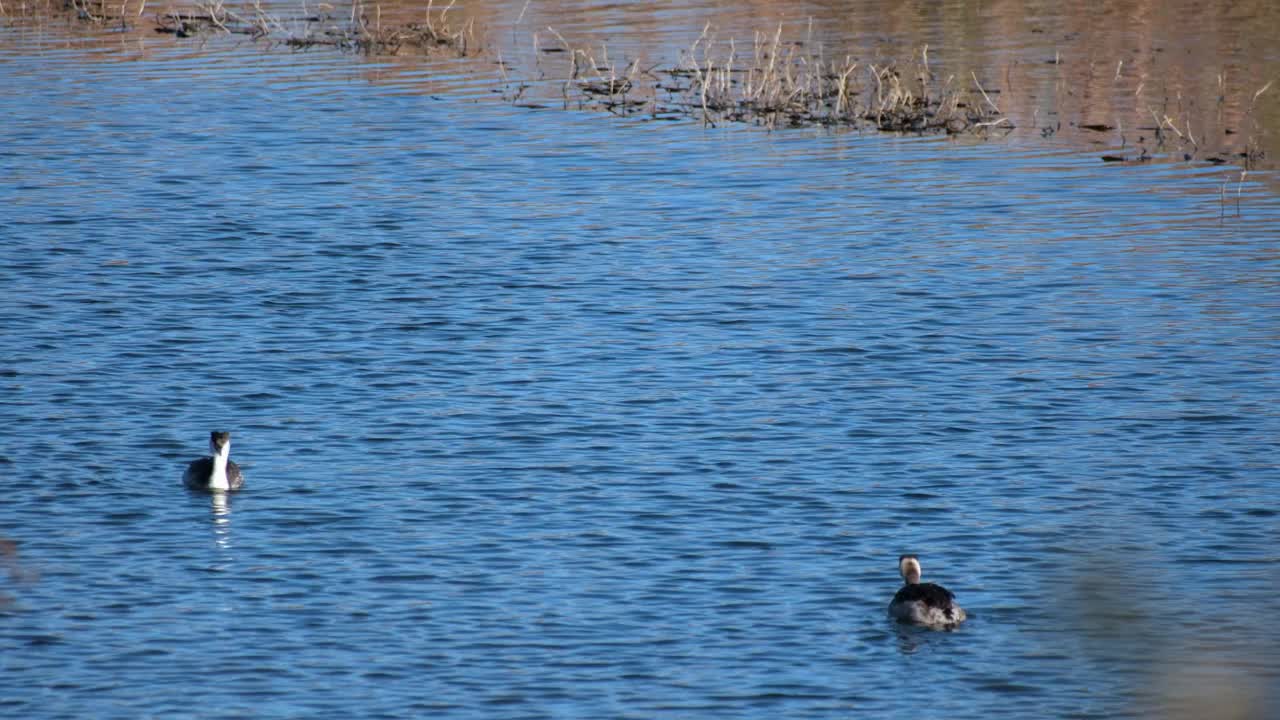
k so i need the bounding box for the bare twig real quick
[972,71,1000,114]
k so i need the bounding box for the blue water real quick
[2,34,1279,720]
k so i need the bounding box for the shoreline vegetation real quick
[531,25,1011,136]
[3,0,478,52]
[2,0,1273,171]
[165,0,476,55]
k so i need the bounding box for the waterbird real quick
[183,431,244,492]
[888,554,966,628]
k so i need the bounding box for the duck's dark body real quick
[888,555,967,627]
[891,583,960,618]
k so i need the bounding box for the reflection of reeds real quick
[69,0,135,24]
[1148,664,1269,720]
[1060,553,1277,718]
[0,0,142,25]
[1135,76,1272,168]
[1241,80,1273,168]
[0,537,37,610]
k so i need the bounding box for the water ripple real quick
[2,21,1279,720]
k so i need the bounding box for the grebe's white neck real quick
[899,555,922,585]
[208,438,231,491]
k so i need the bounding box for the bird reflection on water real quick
[209,492,232,552]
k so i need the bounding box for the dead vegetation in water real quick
[1119,77,1273,169]
[529,24,1011,136]
[524,26,645,112]
[1037,55,1273,171]
[0,0,476,56]
[0,0,132,24]
[1157,77,1274,169]
[5,2,1271,167]
[153,0,475,55]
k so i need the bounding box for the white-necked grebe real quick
[888,554,966,628]
[183,431,244,492]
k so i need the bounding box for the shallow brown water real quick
[490,0,1280,170]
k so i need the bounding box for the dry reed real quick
[147,0,475,55]
[1133,76,1272,168]
[542,26,1009,135]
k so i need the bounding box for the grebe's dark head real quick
[899,554,922,584]
[209,431,231,457]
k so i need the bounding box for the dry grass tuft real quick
[540,26,1009,135]
[178,0,471,55]
[30,0,482,56]
[276,0,476,56]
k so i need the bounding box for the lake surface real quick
[2,5,1280,718]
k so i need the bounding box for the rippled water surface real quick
[2,16,1280,720]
